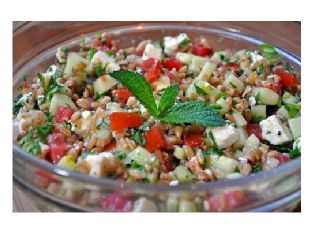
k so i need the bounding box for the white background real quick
[0,1,309,230]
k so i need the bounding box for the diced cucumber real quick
[216,97,230,114]
[146,172,158,183]
[213,156,238,174]
[210,51,225,63]
[49,93,78,114]
[173,146,186,160]
[251,105,266,122]
[223,73,244,93]
[94,127,112,145]
[166,197,179,212]
[127,147,157,166]
[252,87,280,105]
[235,49,247,57]
[293,137,301,151]
[244,134,260,149]
[93,75,118,94]
[176,52,209,73]
[57,155,76,171]
[288,116,301,139]
[64,52,89,76]
[173,166,194,183]
[276,106,289,121]
[233,127,248,149]
[205,154,220,168]
[195,80,220,96]
[225,172,242,179]
[282,91,299,105]
[197,61,217,81]
[232,111,247,127]
[179,200,197,212]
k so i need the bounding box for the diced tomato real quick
[208,194,227,212]
[184,133,203,148]
[104,33,112,49]
[192,44,213,57]
[47,133,66,164]
[164,69,175,82]
[91,39,102,48]
[224,191,245,210]
[264,82,282,94]
[141,57,155,71]
[276,153,291,164]
[103,141,117,152]
[110,112,144,132]
[246,123,263,141]
[115,88,132,105]
[34,169,59,183]
[145,60,161,83]
[101,193,133,212]
[144,126,166,152]
[154,150,174,172]
[54,106,75,123]
[162,58,182,71]
[274,68,297,90]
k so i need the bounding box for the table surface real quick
[13,21,301,212]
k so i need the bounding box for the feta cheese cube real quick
[142,43,162,60]
[207,125,239,148]
[152,75,170,92]
[91,51,120,72]
[164,33,190,56]
[260,115,293,145]
[78,152,114,177]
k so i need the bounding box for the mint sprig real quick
[110,70,225,127]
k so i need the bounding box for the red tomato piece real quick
[103,141,117,152]
[246,123,263,141]
[144,126,166,152]
[54,106,75,123]
[274,68,297,90]
[141,57,155,71]
[104,33,112,49]
[145,60,161,83]
[223,63,240,69]
[192,44,213,57]
[115,88,132,105]
[34,169,60,183]
[47,133,66,164]
[91,39,102,48]
[184,133,203,148]
[162,58,182,71]
[276,153,291,165]
[110,112,144,132]
[101,193,133,212]
[135,50,144,57]
[224,191,245,210]
[208,194,227,212]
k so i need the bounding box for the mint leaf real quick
[158,84,179,114]
[110,71,158,116]
[159,101,225,127]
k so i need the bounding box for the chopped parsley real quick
[95,92,106,100]
[255,92,261,104]
[115,151,126,160]
[252,163,262,172]
[38,70,64,103]
[289,147,300,159]
[194,84,208,96]
[229,82,237,89]
[204,131,224,156]
[13,94,24,116]
[220,54,231,62]
[285,62,297,75]
[257,63,266,75]
[130,160,145,170]
[131,121,150,145]
[95,65,107,77]
[96,118,109,130]
[37,124,53,143]
[179,38,190,47]
[285,104,300,118]
[19,129,42,156]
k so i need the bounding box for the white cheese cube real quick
[164,37,179,56]
[78,152,114,177]
[260,115,293,145]
[91,51,120,72]
[142,44,162,60]
[152,75,170,92]
[207,125,239,148]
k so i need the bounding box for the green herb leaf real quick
[255,92,261,104]
[252,163,262,172]
[285,62,297,75]
[259,44,280,63]
[19,129,42,156]
[130,160,145,170]
[179,38,190,47]
[13,94,24,116]
[159,101,226,127]
[205,130,224,156]
[37,124,53,143]
[89,48,97,60]
[158,84,179,114]
[257,63,266,75]
[95,65,107,77]
[285,104,300,118]
[38,73,46,90]
[217,92,229,99]
[115,151,126,160]
[289,147,300,159]
[110,71,158,116]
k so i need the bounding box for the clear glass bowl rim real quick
[13,23,301,192]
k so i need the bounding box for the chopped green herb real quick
[179,38,190,47]
[37,124,53,143]
[96,118,109,130]
[206,130,224,156]
[229,82,237,89]
[252,163,262,172]
[13,94,24,116]
[257,63,266,75]
[220,54,230,62]
[194,84,208,96]
[95,92,106,100]
[285,104,300,118]
[89,48,97,60]
[217,92,229,99]
[130,160,145,170]
[259,43,280,63]
[115,151,126,160]
[285,62,297,75]
[95,65,107,77]
[96,32,101,39]
[62,47,69,53]
[289,147,300,159]
[19,129,42,156]
[255,92,261,104]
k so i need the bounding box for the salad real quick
[13,32,301,185]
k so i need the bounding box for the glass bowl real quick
[13,22,301,212]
